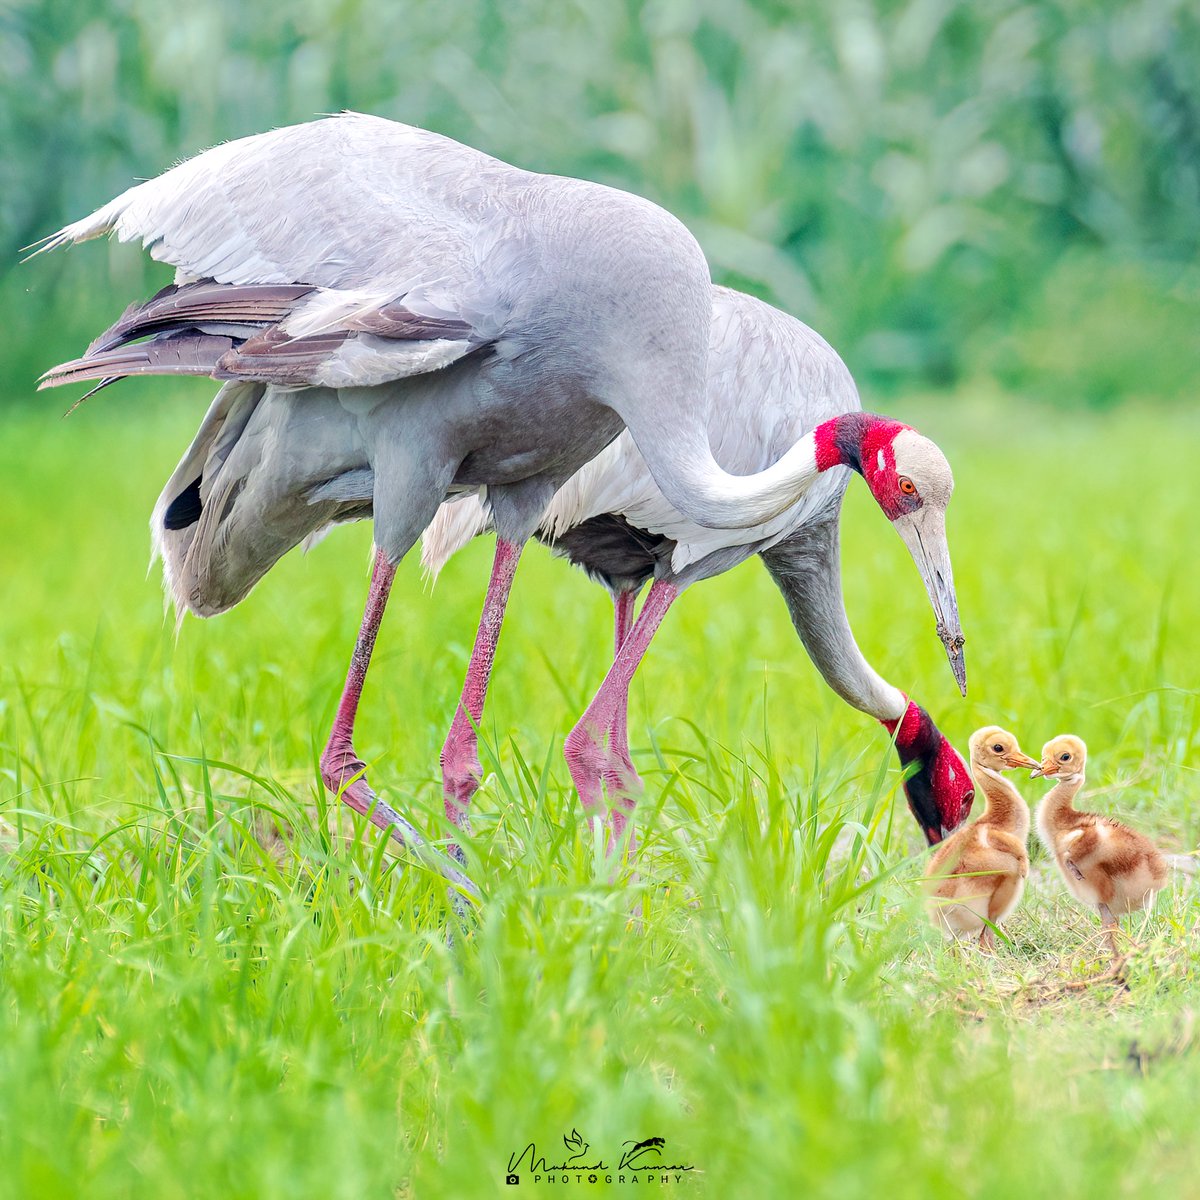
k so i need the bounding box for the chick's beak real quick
[1004,751,1041,771]
[1031,758,1057,779]
[893,509,967,696]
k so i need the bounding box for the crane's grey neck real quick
[760,519,907,721]
[622,411,888,532]
[633,424,822,529]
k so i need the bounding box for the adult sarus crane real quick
[423,286,974,851]
[34,113,954,896]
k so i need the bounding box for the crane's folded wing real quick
[33,113,530,390]
[38,279,485,391]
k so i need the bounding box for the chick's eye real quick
[992,743,1004,753]
[1060,753,1070,761]
[899,476,917,496]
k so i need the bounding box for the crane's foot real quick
[564,722,609,830]
[320,736,480,902]
[607,798,644,926]
[566,730,645,919]
[440,734,482,868]
[601,754,643,805]
[604,766,642,862]
[566,727,648,861]
[441,766,482,822]
[320,738,426,852]
[443,812,476,923]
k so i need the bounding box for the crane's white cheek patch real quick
[877,449,886,473]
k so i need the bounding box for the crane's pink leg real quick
[320,548,479,898]
[602,590,644,848]
[440,538,522,860]
[564,580,677,853]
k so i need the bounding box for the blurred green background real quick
[3,0,1197,404]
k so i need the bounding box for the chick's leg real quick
[979,871,1022,953]
[1098,901,1119,956]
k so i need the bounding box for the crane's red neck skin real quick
[880,697,974,844]
[881,696,928,751]
[814,413,911,519]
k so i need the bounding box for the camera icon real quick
[505,1175,519,1185]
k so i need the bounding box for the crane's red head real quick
[882,699,974,844]
[815,413,967,696]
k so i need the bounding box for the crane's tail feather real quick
[38,280,321,391]
[61,376,124,417]
[421,496,493,583]
[39,333,236,389]
[41,278,483,393]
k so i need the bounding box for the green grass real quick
[1,389,1198,1198]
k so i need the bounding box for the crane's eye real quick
[1060,752,1070,761]
[899,477,917,496]
[992,743,1004,753]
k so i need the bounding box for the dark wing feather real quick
[89,282,315,354]
[342,302,475,340]
[214,328,351,385]
[41,277,484,393]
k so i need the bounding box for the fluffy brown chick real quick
[925,726,1040,949]
[1034,734,1168,953]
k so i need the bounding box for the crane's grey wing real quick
[35,113,525,389]
[35,113,520,294]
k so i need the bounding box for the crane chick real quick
[925,727,1039,949]
[1033,735,1168,954]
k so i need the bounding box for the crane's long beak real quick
[892,509,967,696]
[1031,758,1056,779]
